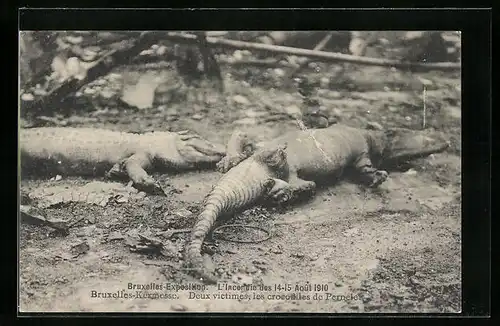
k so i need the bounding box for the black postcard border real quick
[7,7,492,322]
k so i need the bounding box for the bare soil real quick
[19,62,461,313]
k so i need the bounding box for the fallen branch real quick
[285,31,334,79]
[164,32,461,72]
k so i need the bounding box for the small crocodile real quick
[185,141,288,284]
[20,127,225,194]
[185,124,449,283]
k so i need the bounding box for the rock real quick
[192,114,204,120]
[233,50,243,61]
[108,231,124,241]
[156,45,167,56]
[273,68,285,78]
[320,77,330,89]
[65,35,83,44]
[233,95,250,105]
[21,93,35,101]
[405,116,412,121]
[83,88,96,95]
[405,169,418,176]
[94,79,107,86]
[100,89,115,99]
[107,73,122,81]
[33,88,47,96]
[139,49,155,56]
[174,208,193,219]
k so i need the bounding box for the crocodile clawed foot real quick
[216,154,246,173]
[269,187,294,204]
[105,163,128,181]
[133,178,166,196]
[369,170,388,188]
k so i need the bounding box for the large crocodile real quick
[20,127,226,194]
[185,124,450,283]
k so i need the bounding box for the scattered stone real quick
[49,175,63,181]
[21,93,35,101]
[273,68,285,77]
[174,208,193,220]
[33,88,47,96]
[192,113,204,120]
[320,77,330,89]
[83,88,96,95]
[233,95,250,105]
[156,45,167,56]
[107,73,122,81]
[70,241,90,258]
[108,231,124,241]
[233,50,243,61]
[405,169,418,176]
[65,35,83,44]
[139,49,155,56]
[94,79,107,86]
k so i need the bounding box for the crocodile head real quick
[176,131,226,164]
[253,143,289,176]
[372,128,450,168]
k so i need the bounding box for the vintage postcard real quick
[19,30,462,313]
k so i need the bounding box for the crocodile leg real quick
[113,152,165,195]
[353,154,388,187]
[268,172,316,204]
[216,130,256,173]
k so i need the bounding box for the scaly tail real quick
[185,174,276,284]
[185,198,222,284]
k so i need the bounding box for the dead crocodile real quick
[20,127,225,194]
[185,124,449,283]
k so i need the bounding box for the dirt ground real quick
[19,59,461,313]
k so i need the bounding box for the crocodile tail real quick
[185,191,225,284]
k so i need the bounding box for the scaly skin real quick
[188,124,449,283]
[218,124,450,202]
[185,144,288,284]
[20,127,225,194]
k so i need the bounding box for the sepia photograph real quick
[19,30,462,313]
